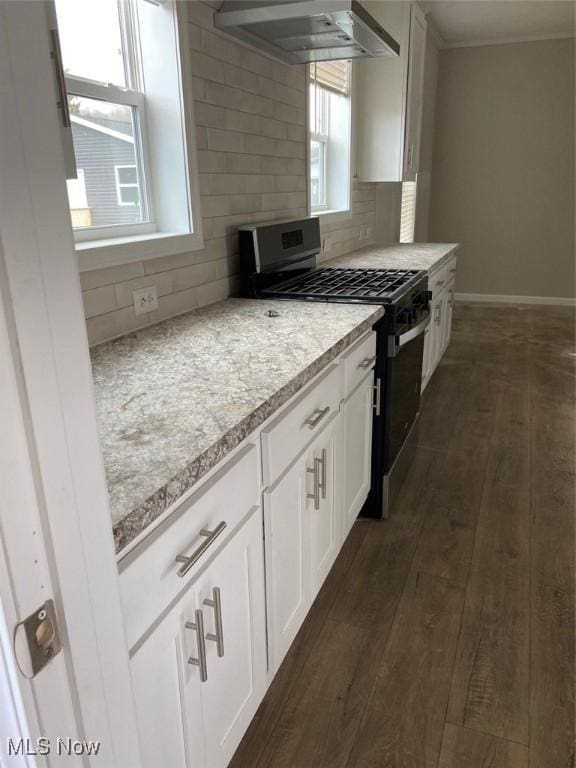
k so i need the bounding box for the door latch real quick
[14,599,62,678]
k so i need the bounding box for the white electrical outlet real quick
[133,285,158,315]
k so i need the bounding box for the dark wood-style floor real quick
[231,302,575,768]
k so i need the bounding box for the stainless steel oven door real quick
[386,312,430,469]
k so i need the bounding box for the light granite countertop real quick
[327,242,459,273]
[90,298,384,553]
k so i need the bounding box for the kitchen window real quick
[309,61,352,215]
[50,0,203,270]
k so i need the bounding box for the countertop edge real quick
[112,306,384,554]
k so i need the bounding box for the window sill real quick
[311,208,352,222]
[77,230,204,272]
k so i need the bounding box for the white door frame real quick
[0,3,141,765]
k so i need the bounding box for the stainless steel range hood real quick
[214,1,400,64]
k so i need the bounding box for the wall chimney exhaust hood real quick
[214,1,400,64]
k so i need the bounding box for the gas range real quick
[239,216,430,520]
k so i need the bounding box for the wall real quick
[81,1,376,346]
[429,38,575,299]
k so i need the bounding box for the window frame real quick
[49,0,205,271]
[60,0,156,242]
[307,61,353,218]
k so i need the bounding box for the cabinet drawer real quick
[119,443,260,648]
[341,331,376,398]
[261,363,342,487]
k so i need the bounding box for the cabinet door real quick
[265,414,342,670]
[131,509,266,768]
[264,450,309,669]
[309,415,341,598]
[429,293,444,375]
[403,4,427,180]
[342,373,373,537]
[131,593,204,768]
[443,282,455,352]
[197,510,267,768]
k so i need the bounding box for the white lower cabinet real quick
[125,331,379,767]
[422,256,457,391]
[264,413,342,670]
[131,509,267,768]
[342,372,373,537]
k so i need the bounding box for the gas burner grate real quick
[261,267,423,303]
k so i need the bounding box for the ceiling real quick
[422,1,576,47]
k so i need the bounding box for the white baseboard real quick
[454,292,576,307]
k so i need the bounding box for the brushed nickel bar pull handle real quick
[186,609,208,682]
[358,355,376,369]
[204,587,224,658]
[307,458,321,510]
[305,406,330,430]
[175,521,227,577]
[373,378,382,417]
[318,448,327,499]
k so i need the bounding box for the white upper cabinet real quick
[355,2,428,182]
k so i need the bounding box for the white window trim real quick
[115,164,139,206]
[307,63,353,219]
[60,1,204,272]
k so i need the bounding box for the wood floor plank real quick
[255,619,369,768]
[230,521,368,768]
[413,430,491,585]
[346,572,464,768]
[329,446,445,630]
[438,724,529,768]
[447,479,530,745]
[529,392,575,768]
[484,384,531,489]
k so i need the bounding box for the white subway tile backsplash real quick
[210,174,275,195]
[115,272,173,309]
[84,3,377,345]
[172,261,220,292]
[80,261,144,290]
[149,287,199,323]
[206,127,246,153]
[82,285,118,319]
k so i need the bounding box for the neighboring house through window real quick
[309,61,352,215]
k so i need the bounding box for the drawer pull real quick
[307,457,321,510]
[318,448,327,499]
[186,609,208,682]
[204,587,224,658]
[175,521,227,577]
[358,355,376,370]
[435,279,445,287]
[304,406,330,430]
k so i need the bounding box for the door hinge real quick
[14,599,62,678]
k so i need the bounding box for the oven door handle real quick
[388,312,431,357]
